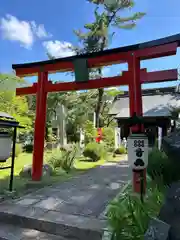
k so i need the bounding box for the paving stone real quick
[34,197,63,210]
[0,223,68,240]
[68,192,93,205]
[144,218,170,240]
[54,203,82,215]
[98,209,108,220]
[41,210,106,230]
[15,198,40,206]
[0,203,27,215]
[20,206,48,218]
[0,161,129,240]
[80,189,117,217]
[108,182,123,190]
[102,230,112,240]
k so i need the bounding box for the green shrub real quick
[107,180,165,240]
[147,147,179,185]
[84,120,97,144]
[83,142,107,162]
[47,149,63,170]
[102,127,114,150]
[47,144,80,173]
[15,143,23,157]
[114,145,126,155]
[108,147,115,153]
[61,144,80,173]
[24,144,33,153]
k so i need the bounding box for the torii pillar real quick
[32,71,48,180]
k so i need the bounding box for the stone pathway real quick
[0,160,130,239]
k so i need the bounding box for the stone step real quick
[0,222,68,240]
[0,203,106,240]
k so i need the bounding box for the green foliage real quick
[83,142,107,161]
[114,145,126,155]
[43,0,145,133]
[61,144,80,173]
[84,120,97,143]
[102,127,114,150]
[0,74,32,132]
[47,150,63,170]
[47,144,80,173]
[15,144,23,157]
[24,144,33,153]
[72,0,145,128]
[107,180,165,240]
[147,148,180,185]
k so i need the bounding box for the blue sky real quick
[0,0,180,90]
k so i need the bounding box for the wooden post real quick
[32,71,48,181]
[128,53,145,195]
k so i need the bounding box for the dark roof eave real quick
[0,120,25,128]
[115,116,172,119]
[12,33,180,70]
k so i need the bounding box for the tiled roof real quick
[109,87,180,118]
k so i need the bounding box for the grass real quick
[107,154,127,163]
[0,151,127,198]
[107,178,166,240]
[0,153,33,179]
[74,157,106,170]
[74,152,127,170]
[0,153,77,197]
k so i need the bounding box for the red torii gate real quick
[13,34,180,181]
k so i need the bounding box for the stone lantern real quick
[0,112,24,191]
[0,112,14,162]
[0,132,12,162]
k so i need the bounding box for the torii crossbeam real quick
[13,34,180,181]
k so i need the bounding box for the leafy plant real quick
[47,144,80,173]
[114,145,126,155]
[47,149,63,170]
[23,144,33,153]
[102,127,114,150]
[83,142,107,161]
[84,120,97,144]
[15,143,23,157]
[107,179,166,240]
[147,147,180,185]
[61,144,80,173]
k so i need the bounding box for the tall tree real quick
[74,0,145,127]
[0,73,32,132]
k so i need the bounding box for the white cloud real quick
[0,14,33,48]
[31,21,52,38]
[0,14,52,49]
[43,40,76,58]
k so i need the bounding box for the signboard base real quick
[133,168,146,197]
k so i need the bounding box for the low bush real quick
[84,120,97,144]
[114,145,127,155]
[107,179,165,240]
[108,147,115,153]
[47,150,63,170]
[102,127,114,150]
[23,144,33,153]
[61,144,80,173]
[15,143,23,157]
[47,144,80,173]
[147,147,180,185]
[83,142,107,162]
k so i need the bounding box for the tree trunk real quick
[45,125,49,141]
[95,88,104,128]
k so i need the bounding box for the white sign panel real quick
[127,133,148,170]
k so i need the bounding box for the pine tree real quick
[74,0,145,128]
